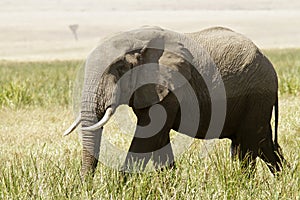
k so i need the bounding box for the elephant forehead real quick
[98,26,192,58]
[126,26,165,40]
[102,27,165,51]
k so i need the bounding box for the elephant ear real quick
[132,36,194,109]
[158,42,193,90]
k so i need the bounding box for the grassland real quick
[0,49,299,199]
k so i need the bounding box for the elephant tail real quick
[274,93,279,148]
[274,93,288,166]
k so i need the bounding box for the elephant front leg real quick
[123,132,174,172]
[122,106,176,172]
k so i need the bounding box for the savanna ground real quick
[0,49,299,199]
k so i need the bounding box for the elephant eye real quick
[129,63,134,69]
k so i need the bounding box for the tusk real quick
[63,114,81,136]
[81,107,113,131]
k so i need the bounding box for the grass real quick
[264,48,300,96]
[0,49,299,199]
[0,49,299,109]
[0,60,82,108]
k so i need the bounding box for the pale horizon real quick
[1,0,299,60]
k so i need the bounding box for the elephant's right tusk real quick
[81,107,113,131]
[63,115,81,136]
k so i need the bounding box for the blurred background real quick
[1,0,300,60]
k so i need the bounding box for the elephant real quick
[64,26,285,177]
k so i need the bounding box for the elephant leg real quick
[152,134,175,170]
[123,107,152,171]
[237,134,257,174]
[258,124,283,174]
[235,109,263,172]
[123,108,177,172]
[230,139,240,161]
[124,128,174,172]
[236,127,258,173]
[123,93,179,172]
[239,143,257,174]
[236,95,283,174]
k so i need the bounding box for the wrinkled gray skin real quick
[76,26,285,177]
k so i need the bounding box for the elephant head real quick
[63,27,214,177]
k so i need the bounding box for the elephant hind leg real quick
[235,94,282,174]
[258,125,284,174]
[230,138,257,177]
[231,134,257,173]
[238,140,258,174]
[230,139,240,161]
[234,103,266,172]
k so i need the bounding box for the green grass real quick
[0,49,299,108]
[0,49,299,199]
[0,60,82,108]
[264,48,300,96]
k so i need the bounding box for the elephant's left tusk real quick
[81,107,113,131]
[63,115,81,136]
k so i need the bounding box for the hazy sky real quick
[1,0,299,60]
[1,0,300,11]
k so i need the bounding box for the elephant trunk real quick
[80,79,104,177]
[78,43,121,177]
[81,108,114,176]
[80,110,103,177]
[80,79,115,177]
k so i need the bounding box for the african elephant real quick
[64,26,285,177]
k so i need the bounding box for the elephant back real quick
[186,27,278,98]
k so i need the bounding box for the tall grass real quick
[0,110,299,199]
[0,49,299,199]
[0,60,81,108]
[0,49,300,108]
[264,48,300,96]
